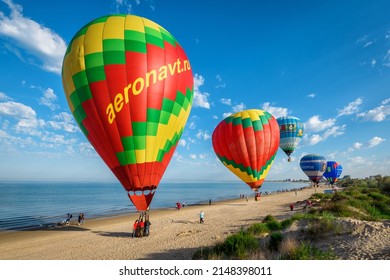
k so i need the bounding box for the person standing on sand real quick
[144,219,151,236]
[78,213,84,225]
[199,210,205,223]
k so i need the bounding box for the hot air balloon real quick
[62,15,193,212]
[299,154,327,186]
[276,116,304,162]
[212,109,280,195]
[323,161,343,185]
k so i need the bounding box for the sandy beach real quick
[0,186,388,260]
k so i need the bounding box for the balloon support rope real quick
[138,210,150,223]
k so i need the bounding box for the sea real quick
[0,181,309,231]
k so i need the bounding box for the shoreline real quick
[0,186,322,260]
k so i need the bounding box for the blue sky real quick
[0,0,389,182]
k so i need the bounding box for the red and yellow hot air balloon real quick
[62,15,193,211]
[212,109,280,193]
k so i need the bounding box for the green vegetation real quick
[193,176,389,260]
[311,175,390,221]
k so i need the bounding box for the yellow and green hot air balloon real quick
[212,110,280,193]
[62,15,193,211]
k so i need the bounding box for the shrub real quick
[268,232,283,251]
[263,215,277,223]
[266,220,282,231]
[247,223,270,235]
[214,230,259,259]
[286,242,337,260]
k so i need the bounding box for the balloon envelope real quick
[300,154,327,184]
[62,15,193,211]
[276,116,304,161]
[323,161,343,185]
[212,109,280,192]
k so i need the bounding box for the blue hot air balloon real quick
[277,116,304,162]
[323,161,343,185]
[300,154,327,185]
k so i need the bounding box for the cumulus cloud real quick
[232,102,246,113]
[196,130,211,141]
[47,112,78,133]
[368,136,385,147]
[222,112,232,119]
[178,139,186,147]
[39,88,58,110]
[0,0,67,74]
[193,74,211,109]
[0,92,12,101]
[304,115,336,133]
[0,101,36,119]
[357,98,390,122]
[304,125,346,146]
[337,98,363,117]
[261,102,288,119]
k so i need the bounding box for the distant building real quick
[342,175,351,180]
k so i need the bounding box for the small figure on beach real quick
[132,220,141,238]
[290,204,294,211]
[199,210,205,223]
[65,213,72,225]
[78,213,84,225]
[209,199,211,205]
[176,202,182,210]
[144,219,151,236]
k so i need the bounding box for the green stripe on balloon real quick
[145,27,164,49]
[216,153,277,180]
[160,28,177,46]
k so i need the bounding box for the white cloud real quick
[39,88,58,110]
[304,115,336,133]
[232,102,246,113]
[220,98,231,106]
[307,93,316,98]
[0,101,36,119]
[261,102,288,119]
[189,154,197,159]
[193,74,211,109]
[0,92,12,101]
[178,139,186,147]
[304,125,346,146]
[215,74,226,88]
[196,130,211,141]
[47,112,78,133]
[357,98,390,122]
[383,49,390,67]
[368,136,385,148]
[305,134,322,145]
[337,98,363,117]
[222,112,232,119]
[0,0,67,74]
[353,142,363,150]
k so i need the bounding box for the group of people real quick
[132,215,151,238]
[176,201,187,210]
[60,213,85,226]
